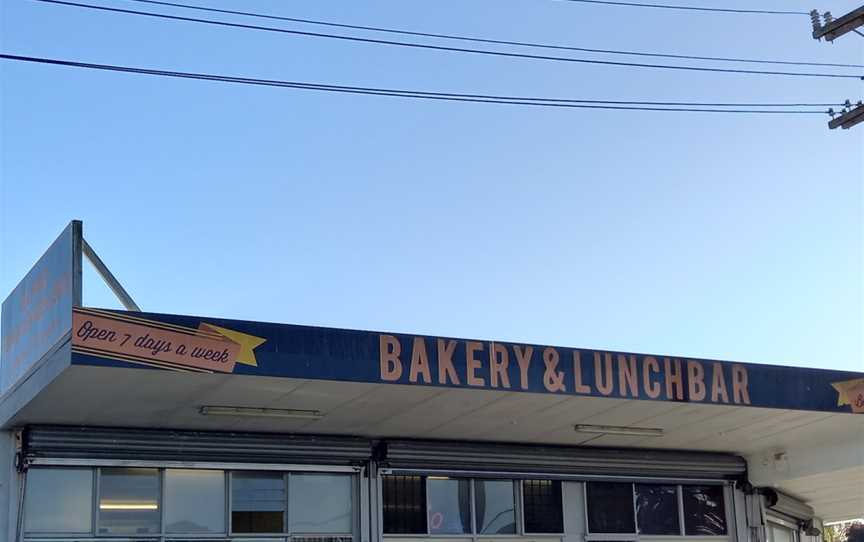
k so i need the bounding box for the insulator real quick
[823,11,834,24]
[810,10,822,30]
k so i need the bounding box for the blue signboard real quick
[1,222,80,395]
[69,306,864,414]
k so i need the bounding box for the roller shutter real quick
[380,439,746,480]
[763,489,815,521]
[22,425,372,466]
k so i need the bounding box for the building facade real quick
[1,223,861,542]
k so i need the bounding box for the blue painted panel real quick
[1,223,78,395]
[69,307,864,414]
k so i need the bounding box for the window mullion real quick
[159,468,166,537]
[286,472,291,536]
[92,467,100,537]
[470,478,477,536]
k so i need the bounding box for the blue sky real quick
[1,0,862,372]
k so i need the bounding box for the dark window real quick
[586,482,635,534]
[382,476,427,534]
[523,480,563,533]
[231,472,285,533]
[428,478,471,534]
[682,485,727,535]
[636,484,680,535]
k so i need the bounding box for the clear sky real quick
[1,0,862,372]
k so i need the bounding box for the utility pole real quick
[810,5,864,130]
[828,101,864,129]
[811,6,864,41]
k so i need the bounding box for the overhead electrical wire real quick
[33,0,864,80]
[0,54,836,115]
[554,0,808,15]
[101,0,864,70]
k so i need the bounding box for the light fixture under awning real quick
[574,424,663,437]
[199,405,323,420]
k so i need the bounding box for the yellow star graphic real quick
[201,323,267,367]
[831,378,864,407]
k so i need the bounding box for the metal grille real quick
[23,425,372,466]
[382,440,746,479]
[381,475,426,534]
[522,479,563,533]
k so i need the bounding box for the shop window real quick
[523,479,563,534]
[428,477,472,534]
[682,485,727,536]
[164,469,226,533]
[98,467,161,535]
[586,482,636,534]
[232,471,286,533]
[475,480,516,535]
[635,484,680,535]
[382,475,427,534]
[770,523,796,542]
[290,474,354,534]
[24,468,93,534]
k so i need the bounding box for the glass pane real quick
[165,469,225,533]
[290,474,353,533]
[636,484,680,535]
[98,467,160,535]
[523,480,563,534]
[382,475,427,534]
[772,524,794,542]
[24,468,93,533]
[232,472,286,533]
[683,485,727,535]
[586,482,635,534]
[475,480,516,535]
[428,478,471,534]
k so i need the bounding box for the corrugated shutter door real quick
[381,440,746,480]
[764,489,814,521]
[23,425,372,465]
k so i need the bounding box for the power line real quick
[0,54,834,115]
[555,0,808,16]
[33,0,864,80]
[109,0,864,70]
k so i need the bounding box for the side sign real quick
[69,308,864,414]
[1,222,81,395]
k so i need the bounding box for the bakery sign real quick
[66,308,864,415]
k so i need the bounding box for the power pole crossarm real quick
[812,5,864,41]
[828,103,864,129]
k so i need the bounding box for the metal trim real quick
[380,468,731,485]
[28,458,361,472]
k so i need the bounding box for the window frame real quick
[95,466,163,537]
[583,482,732,541]
[426,476,473,536]
[520,479,565,536]
[382,477,559,539]
[22,465,359,542]
[228,470,288,536]
[21,467,96,537]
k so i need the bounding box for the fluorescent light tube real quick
[199,406,323,419]
[99,503,159,510]
[574,424,663,437]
